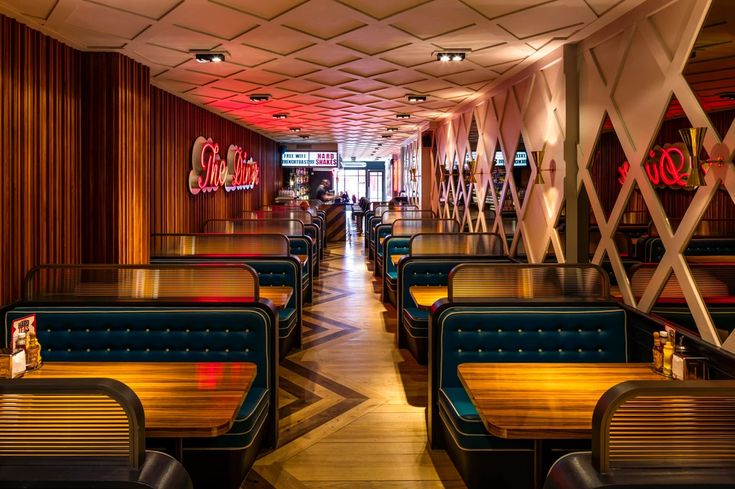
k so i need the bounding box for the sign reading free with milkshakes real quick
[188,136,260,194]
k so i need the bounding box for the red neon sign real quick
[617,143,698,189]
[189,137,260,195]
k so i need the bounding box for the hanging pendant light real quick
[532,150,545,185]
[679,127,707,189]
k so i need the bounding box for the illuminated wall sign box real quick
[282,151,338,167]
[188,136,259,195]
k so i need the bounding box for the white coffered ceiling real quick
[0,0,642,159]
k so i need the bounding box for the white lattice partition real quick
[578,0,735,348]
[432,51,567,263]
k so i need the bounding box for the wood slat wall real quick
[0,15,82,305]
[0,14,282,305]
[81,53,150,265]
[150,87,281,234]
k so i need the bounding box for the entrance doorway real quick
[335,167,384,202]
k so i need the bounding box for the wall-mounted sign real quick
[282,151,338,167]
[617,143,696,189]
[189,136,259,195]
[494,150,528,167]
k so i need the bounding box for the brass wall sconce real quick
[679,127,707,189]
[532,149,548,184]
[409,167,417,182]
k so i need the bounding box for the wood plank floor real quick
[244,228,465,488]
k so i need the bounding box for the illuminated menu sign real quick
[282,151,338,167]
[494,150,528,167]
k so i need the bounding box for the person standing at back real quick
[315,179,334,203]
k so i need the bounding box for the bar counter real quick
[323,202,349,241]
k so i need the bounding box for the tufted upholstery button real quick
[578,348,583,353]
[518,348,523,352]
[225,349,229,353]
[205,348,209,352]
[107,348,110,352]
[47,329,51,333]
[206,329,210,333]
[186,348,190,352]
[558,348,563,352]
[557,328,562,332]
[145,348,150,352]
[185,329,190,333]
[538,328,542,333]
[126,328,130,332]
[518,328,522,333]
[106,328,111,332]
[497,348,502,352]
[245,348,250,353]
[165,348,170,352]
[67,348,71,352]
[126,348,130,352]
[478,348,483,352]
[85,328,90,333]
[497,328,502,332]
[458,348,463,352]
[538,348,542,352]
[598,348,603,352]
[67,329,71,333]
[578,328,582,332]
[145,328,150,332]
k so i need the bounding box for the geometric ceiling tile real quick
[184,60,244,77]
[240,24,316,55]
[155,68,219,86]
[431,87,476,100]
[471,42,536,68]
[262,58,321,77]
[585,0,625,16]
[380,43,435,68]
[373,70,427,86]
[235,70,288,86]
[389,0,476,40]
[432,24,508,51]
[341,94,384,105]
[83,0,181,20]
[370,86,410,99]
[337,24,412,55]
[497,2,596,39]
[138,24,219,52]
[189,85,239,100]
[210,0,309,21]
[310,86,355,99]
[459,0,547,21]
[339,58,398,77]
[295,44,361,67]
[336,0,431,20]
[275,78,325,92]
[316,100,354,109]
[280,0,366,40]
[3,0,58,19]
[304,70,357,86]
[64,3,150,40]
[210,78,261,93]
[415,61,474,78]
[405,79,453,93]
[443,69,496,86]
[341,79,390,93]
[169,2,259,40]
[131,43,191,67]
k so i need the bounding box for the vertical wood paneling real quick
[81,53,150,264]
[0,14,81,305]
[150,87,280,234]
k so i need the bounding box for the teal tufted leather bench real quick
[396,256,513,364]
[429,303,629,489]
[381,236,410,303]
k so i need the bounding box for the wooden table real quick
[686,255,735,263]
[457,362,664,439]
[390,254,407,266]
[409,285,447,309]
[24,362,256,443]
[458,362,665,488]
[260,285,293,309]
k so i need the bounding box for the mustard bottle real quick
[662,333,675,378]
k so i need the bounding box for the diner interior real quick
[2,0,735,488]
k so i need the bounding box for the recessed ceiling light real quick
[290,127,301,132]
[273,113,288,119]
[249,94,270,102]
[407,94,427,103]
[194,52,225,63]
[300,135,310,139]
[382,134,392,138]
[719,91,735,101]
[386,127,399,132]
[396,113,411,119]
[377,143,382,147]
[436,51,466,62]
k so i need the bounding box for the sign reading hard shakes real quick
[189,136,260,195]
[282,151,338,167]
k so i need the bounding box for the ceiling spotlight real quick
[436,51,466,62]
[249,94,270,102]
[194,52,226,63]
[377,143,383,147]
[396,113,411,119]
[386,127,399,132]
[719,91,735,101]
[273,113,288,119]
[382,134,392,138]
[407,94,427,103]
[300,135,310,139]
[290,127,301,132]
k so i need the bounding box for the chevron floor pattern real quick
[244,233,465,488]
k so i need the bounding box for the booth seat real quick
[637,237,735,262]
[396,257,512,364]
[287,236,313,304]
[429,303,629,489]
[150,257,302,361]
[381,236,410,304]
[3,303,278,489]
[372,224,393,277]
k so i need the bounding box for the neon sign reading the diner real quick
[617,143,697,189]
[188,136,259,195]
